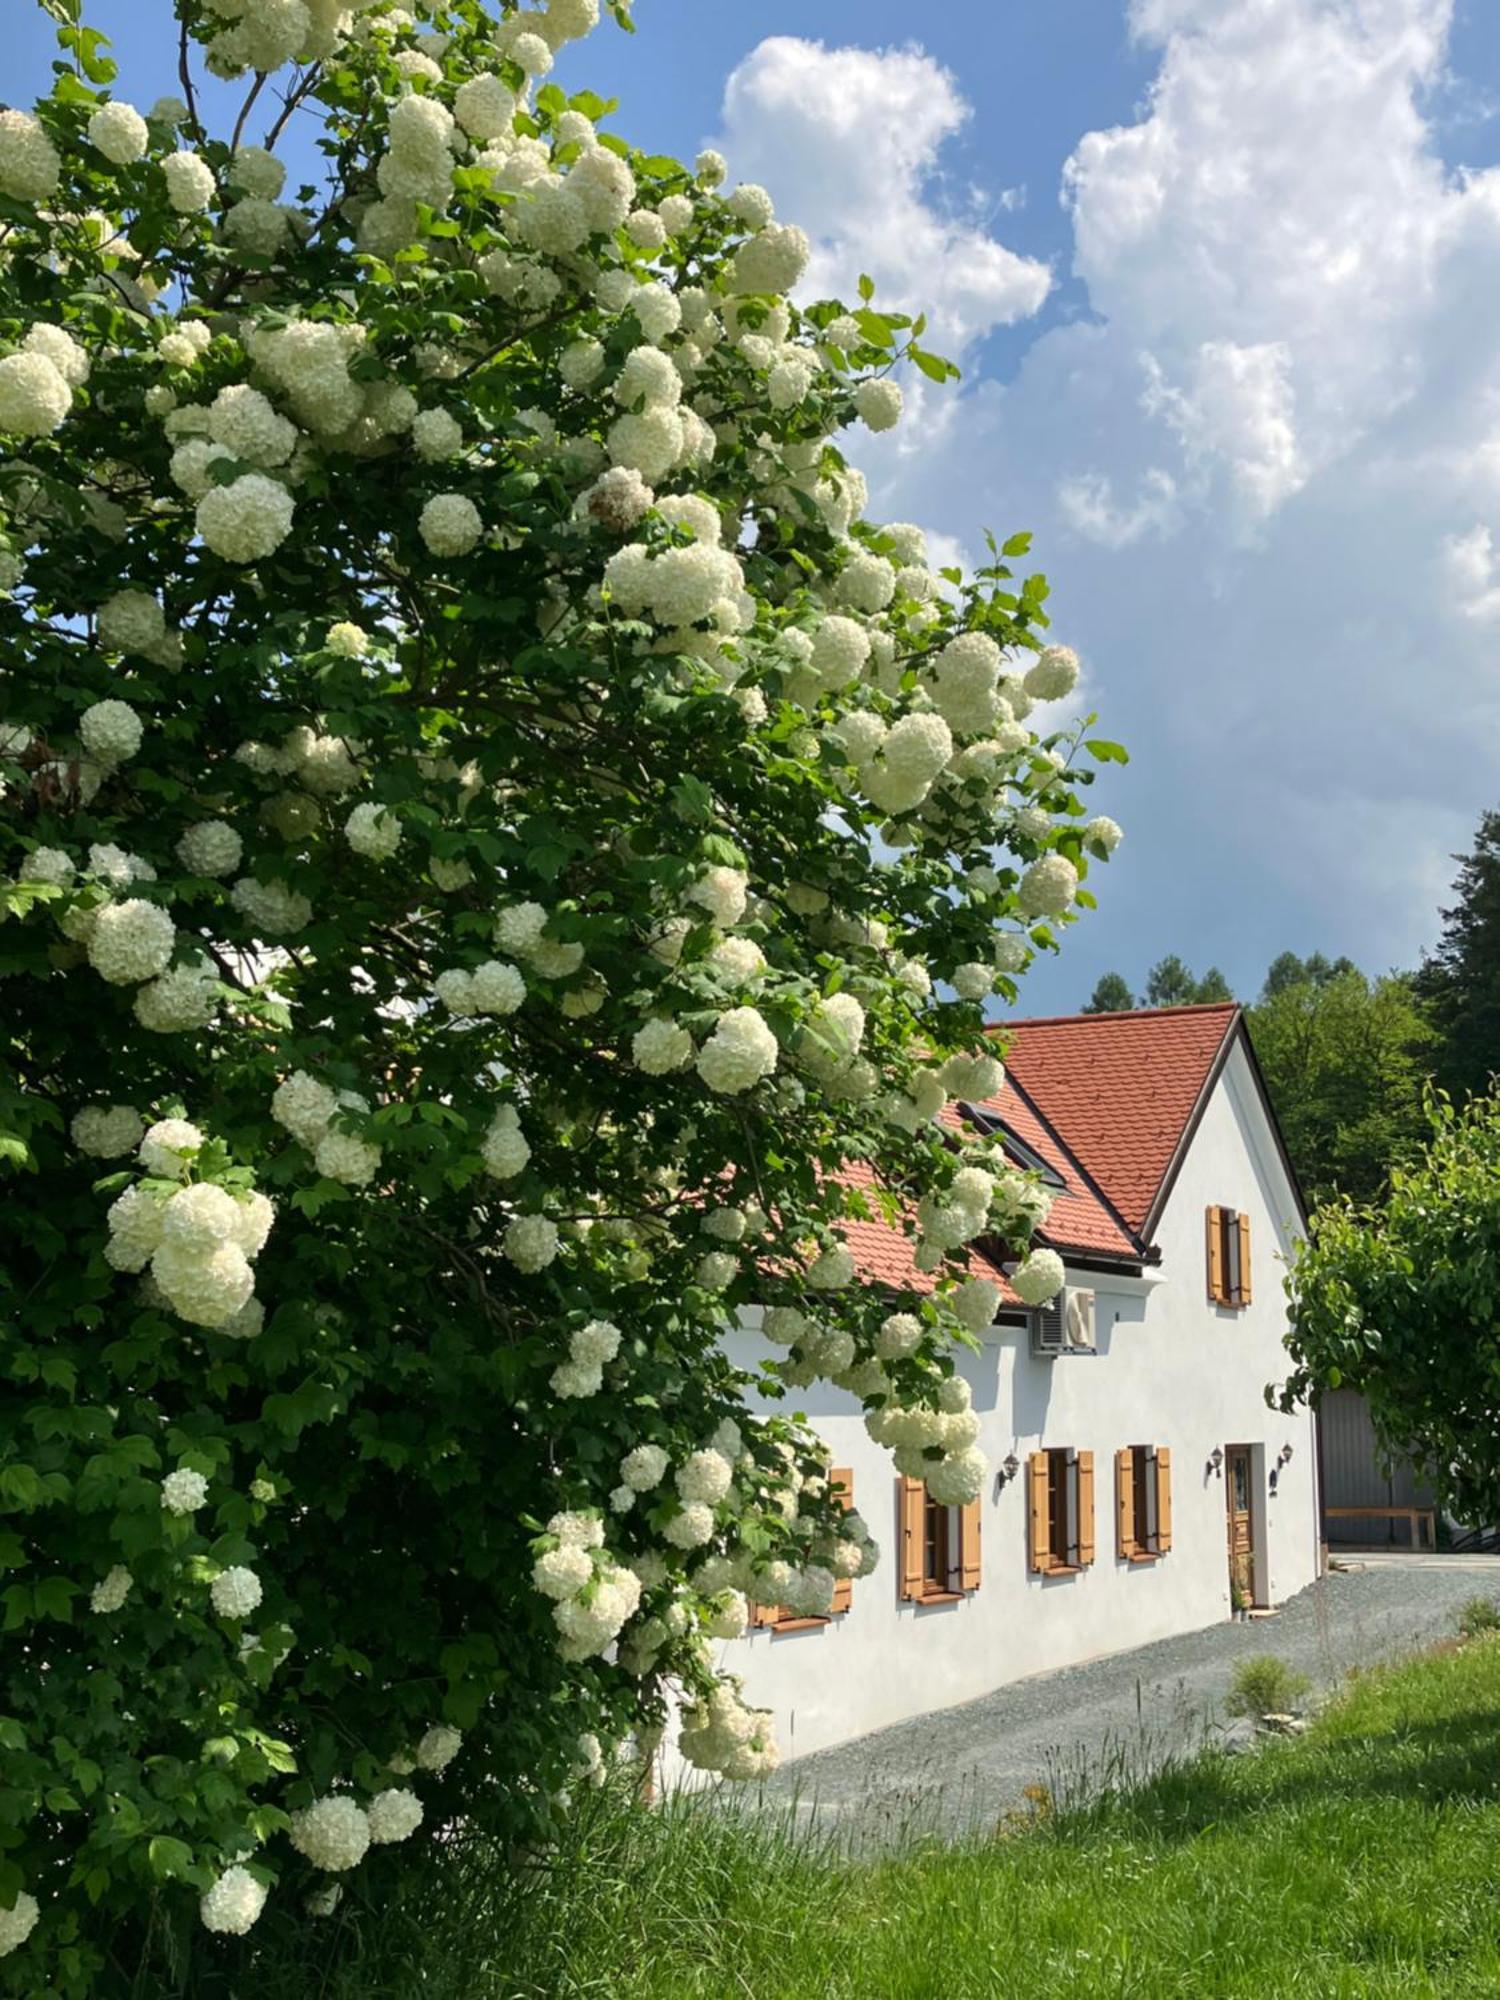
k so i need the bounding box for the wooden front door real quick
[1225,1446,1257,1606]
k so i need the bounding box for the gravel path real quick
[753,1555,1500,1848]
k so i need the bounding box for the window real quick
[898,1477,981,1602]
[1116,1445,1173,1561]
[1206,1205,1252,1307]
[752,1467,856,1631]
[1027,1449,1095,1575]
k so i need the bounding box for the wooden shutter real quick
[1154,1446,1172,1553]
[1076,1450,1096,1567]
[899,1477,926,1601]
[1028,1452,1050,1574]
[830,1467,854,1614]
[749,1594,778,1628]
[1206,1205,1225,1303]
[1236,1214,1252,1306]
[1115,1446,1136,1559]
[958,1496,982,1593]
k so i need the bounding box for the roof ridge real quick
[992,1001,1241,1032]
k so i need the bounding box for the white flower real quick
[560,338,606,391]
[197,474,295,562]
[211,1565,263,1618]
[1012,1247,1065,1307]
[676,1448,733,1506]
[177,819,242,877]
[153,1239,255,1328]
[344,802,402,861]
[201,1867,267,1937]
[696,1007,778,1094]
[314,1129,382,1186]
[455,72,515,141]
[696,1250,738,1290]
[953,963,992,1002]
[230,875,312,934]
[367,1789,423,1844]
[230,146,286,200]
[926,1447,986,1506]
[0,108,61,201]
[326,620,369,658]
[17,845,73,887]
[727,182,775,229]
[137,1116,203,1180]
[687,865,748,927]
[79,699,143,764]
[161,1468,209,1515]
[632,1017,694,1075]
[695,148,727,187]
[1017,854,1079,919]
[510,29,553,74]
[291,1797,370,1872]
[938,1049,1005,1100]
[1086,815,1123,855]
[90,1565,132,1614]
[419,493,482,557]
[853,378,903,432]
[1025,645,1080,702]
[621,1443,668,1492]
[806,1244,855,1290]
[24,323,89,388]
[161,1182,243,1253]
[953,1277,1001,1333]
[72,1103,144,1158]
[664,1501,715,1549]
[412,407,462,461]
[504,1213,559,1274]
[271,1071,337,1147]
[162,149,217,214]
[731,222,809,294]
[0,352,72,436]
[87,900,176,986]
[416,1724,463,1772]
[208,384,296,467]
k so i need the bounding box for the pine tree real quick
[1418,810,1500,1099]
[1083,971,1135,1013]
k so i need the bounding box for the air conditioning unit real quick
[1030,1287,1096,1358]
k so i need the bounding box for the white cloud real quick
[713,37,1052,357]
[1444,523,1500,622]
[1057,466,1180,548]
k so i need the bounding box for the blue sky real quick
[13,1,1500,1015]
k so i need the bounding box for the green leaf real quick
[1084,739,1130,766]
[148,1835,194,1880]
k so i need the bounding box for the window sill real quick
[905,1588,966,1606]
[770,1615,832,1634]
[1038,1563,1083,1578]
[1125,1550,1162,1565]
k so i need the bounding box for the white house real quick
[718,1002,1322,1765]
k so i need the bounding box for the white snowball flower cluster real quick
[0,1889,40,1958]
[416,1724,463,1773]
[0,108,61,201]
[208,384,296,467]
[200,1867,267,1937]
[531,1513,642,1661]
[177,819,242,877]
[230,875,312,934]
[344,801,402,860]
[730,222,810,296]
[419,493,482,557]
[210,1565,262,1618]
[1017,853,1080,920]
[0,351,73,437]
[632,1015,693,1075]
[290,1797,370,1872]
[79,699,143,765]
[87,901,176,987]
[551,1317,622,1398]
[197,474,295,563]
[161,1468,209,1515]
[854,378,903,432]
[1025,644,1081,702]
[1012,1246,1066,1306]
[503,1213,559,1274]
[927,631,1004,736]
[696,1006,778,1094]
[90,1565,133,1614]
[71,1103,144,1158]
[620,1443,668,1492]
[326,620,369,658]
[162,149,217,214]
[1086,815,1124,854]
[434,959,526,1017]
[687,865,749,927]
[676,1448,733,1506]
[87,98,149,164]
[862,712,953,814]
[480,1102,531,1179]
[678,1681,779,1779]
[145,1178,274,1329]
[367,1788,423,1844]
[867,1377,984,1504]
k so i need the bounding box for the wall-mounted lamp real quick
[994,1451,1021,1497]
[1277,1444,1295,1468]
[1208,1445,1224,1479]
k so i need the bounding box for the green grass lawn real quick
[230,1635,1500,2000]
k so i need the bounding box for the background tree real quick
[1263,949,1358,998]
[1249,967,1437,1204]
[1082,970,1134,1013]
[0,0,1122,1987]
[1281,1091,1500,1528]
[1416,809,1500,1101]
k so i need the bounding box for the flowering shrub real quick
[0,0,1123,1987]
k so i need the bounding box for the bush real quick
[1457,1595,1500,1639]
[0,0,1122,1988]
[1226,1655,1312,1718]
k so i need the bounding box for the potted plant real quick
[1231,1579,1251,1622]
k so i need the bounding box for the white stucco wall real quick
[704,1036,1321,1766]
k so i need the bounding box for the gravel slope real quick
[749,1556,1500,1847]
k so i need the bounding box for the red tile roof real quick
[837,1160,1022,1304]
[996,1003,1239,1232]
[964,1086,1142,1261]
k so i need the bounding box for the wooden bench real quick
[1324,1504,1437,1550]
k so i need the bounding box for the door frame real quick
[1224,1442,1260,1609]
